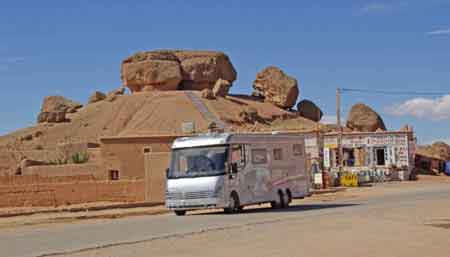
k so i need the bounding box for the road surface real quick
[1,180,450,257]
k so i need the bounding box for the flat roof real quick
[324,130,413,137]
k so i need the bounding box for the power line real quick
[341,88,449,96]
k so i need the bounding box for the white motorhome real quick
[166,133,310,216]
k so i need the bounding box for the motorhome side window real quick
[273,148,283,161]
[293,144,303,156]
[251,149,268,164]
[231,144,246,167]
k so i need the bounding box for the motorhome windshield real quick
[169,146,229,179]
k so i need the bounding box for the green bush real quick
[71,152,89,164]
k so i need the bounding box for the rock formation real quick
[297,99,323,122]
[37,96,82,123]
[88,91,107,104]
[252,66,299,109]
[430,142,450,160]
[346,103,386,132]
[212,79,231,97]
[105,87,126,102]
[121,50,237,92]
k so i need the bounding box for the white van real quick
[165,133,310,216]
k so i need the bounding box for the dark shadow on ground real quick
[190,203,360,216]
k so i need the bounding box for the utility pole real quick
[336,88,343,174]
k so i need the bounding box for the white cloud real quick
[427,28,450,36]
[387,95,450,120]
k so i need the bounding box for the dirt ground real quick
[50,175,450,257]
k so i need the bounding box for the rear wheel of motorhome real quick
[271,190,286,209]
[224,192,241,214]
[174,210,186,216]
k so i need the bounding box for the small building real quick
[323,130,416,182]
[99,135,180,203]
[414,153,446,174]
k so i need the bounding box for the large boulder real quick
[38,96,81,123]
[40,96,82,113]
[430,142,450,161]
[297,100,323,122]
[252,66,299,109]
[121,50,237,93]
[346,103,386,132]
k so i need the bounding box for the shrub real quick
[71,152,89,164]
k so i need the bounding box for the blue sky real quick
[1,0,449,144]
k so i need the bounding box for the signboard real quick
[324,148,331,168]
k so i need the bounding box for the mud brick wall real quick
[0,177,145,208]
[22,163,106,180]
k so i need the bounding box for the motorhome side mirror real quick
[165,168,170,178]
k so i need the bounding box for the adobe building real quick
[99,135,180,203]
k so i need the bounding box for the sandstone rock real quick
[201,88,216,100]
[239,107,266,124]
[297,100,323,122]
[346,103,386,132]
[41,96,82,113]
[109,87,126,95]
[38,96,82,123]
[20,134,33,141]
[431,142,450,160]
[88,91,106,104]
[121,50,237,92]
[34,131,44,138]
[37,112,50,123]
[46,112,66,123]
[212,79,231,97]
[105,87,125,102]
[252,66,299,109]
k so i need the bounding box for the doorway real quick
[375,148,386,166]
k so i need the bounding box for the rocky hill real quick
[2,49,387,175]
[0,89,318,175]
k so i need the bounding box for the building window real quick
[109,170,120,181]
[293,144,303,156]
[252,149,268,164]
[143,147,151,154]
[273,148,283,161]
[343,148,355,167]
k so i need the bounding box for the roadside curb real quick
[0,202,164,218]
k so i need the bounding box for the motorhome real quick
[165,133,310,216]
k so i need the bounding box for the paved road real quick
[1,182,450,257]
